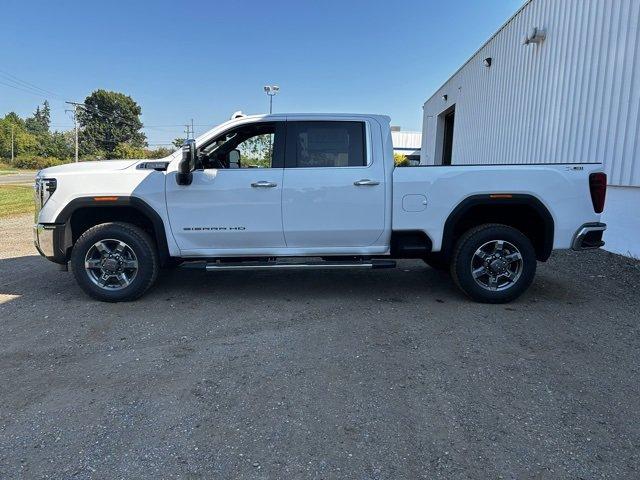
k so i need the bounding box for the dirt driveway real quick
[1,213,639,479]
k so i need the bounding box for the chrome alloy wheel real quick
[470,240,523,291]
[84,239,139,290]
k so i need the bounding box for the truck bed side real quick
[392,164,603,252]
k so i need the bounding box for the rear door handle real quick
[251,181,277,188]
[354,179,380,186]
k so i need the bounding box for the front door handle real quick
[354,179,380,186]
[251,181,277,188]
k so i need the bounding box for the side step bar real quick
[182,259,396,271]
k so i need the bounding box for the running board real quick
[181,259,396,271]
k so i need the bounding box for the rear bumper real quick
[34,223,67,264]
[571,222,606,251]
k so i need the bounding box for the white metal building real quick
[391,130,422,165]
[421,0,640,258]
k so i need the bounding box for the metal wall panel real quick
[421,0,640,187]
[391,131,422,149]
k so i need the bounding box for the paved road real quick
[0,172,35,185]
[1,214,639,479]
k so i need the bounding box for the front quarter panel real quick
[37,162,180,257]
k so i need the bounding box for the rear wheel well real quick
[443,197,554,261]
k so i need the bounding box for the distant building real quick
[391,129,421,166]
[421,0,640,258]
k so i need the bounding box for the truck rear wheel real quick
[450,224,536,303]
[71,222,159,302]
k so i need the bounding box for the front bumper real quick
[572,222,606,250]
[34,223,67,264]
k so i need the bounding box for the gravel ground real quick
[1,213,639,479]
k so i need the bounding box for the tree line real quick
[0,89,175,169]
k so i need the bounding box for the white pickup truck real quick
[34,113,607,303]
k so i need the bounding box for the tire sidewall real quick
[71,223,157,302]
[452,225,536,303]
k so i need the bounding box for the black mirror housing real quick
[177,139,196,185]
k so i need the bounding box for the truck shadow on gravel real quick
[0,254,588,309]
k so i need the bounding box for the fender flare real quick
[441,194,555,261]
[54,196,171,265]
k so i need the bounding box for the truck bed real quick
[392,163,603,252]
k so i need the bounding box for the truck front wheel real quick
[450,224,536,303]
[70,222,159,302]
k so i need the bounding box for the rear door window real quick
[285,121,366,168]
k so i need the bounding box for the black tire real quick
[71,222,159,302]
[450,224,536,304]
[422,253,450,271]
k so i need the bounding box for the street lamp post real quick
[263,85,280,114]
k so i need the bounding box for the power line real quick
[0,79,61,102]
[0,68,209,129]
[0,69,208,149]
[0,70,144,130]
[77,102,141,129]
[0,69,67,100]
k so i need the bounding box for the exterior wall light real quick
[442,94,448,101]
[483,57,492,67]
[522,27,546,45]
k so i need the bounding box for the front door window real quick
[199,123,281,169]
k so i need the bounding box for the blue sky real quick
[1,0,522,147]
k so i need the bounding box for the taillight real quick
[589,172,606,213]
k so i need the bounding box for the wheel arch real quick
[441,194,555,262]
[55,197,171,266]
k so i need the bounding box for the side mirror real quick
[177,139,196,185]
[229,149,240,169]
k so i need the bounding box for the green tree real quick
[0,104,75,165]
[0,113,38,160]
[172,137,186,148]
[78,90,147,157]
[25,100,50,136]
[41,131,74,159]
[393,152,409,167]
[112,142,146,159]
[238,134,273,168]
[144,147,174,159]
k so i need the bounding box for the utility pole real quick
[10,125,14,164]
[74,112,78,163]
[184,123,191,140]
[191,118,195,139]
[65,101,81,162]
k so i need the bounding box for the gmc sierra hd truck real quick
[33,113,607,303]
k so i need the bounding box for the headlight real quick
[34,177,57,210]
